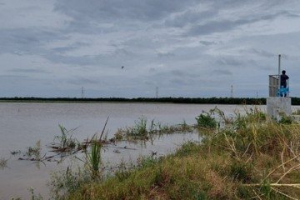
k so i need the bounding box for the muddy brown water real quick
[0,102,271,199]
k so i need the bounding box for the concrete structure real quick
[269,75,279,97]
[267,97,291,120]
[266,55,291,120]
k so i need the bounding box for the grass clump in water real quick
[196,111,217,128]
[22,140,43,162]
[114,117,195,141]
[62,108,300,200]
[0,157,8,169]
[85,137,103,179]
[51,125,78,152]
[129,117,148,138]
[49,118,109,198]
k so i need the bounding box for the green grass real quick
[62,108,300,200]
[0,157,8,169]
[26,140,42,160]
[292,109,300,115]
[85,140,102,179]
[195,111,217,128]
[52,125,78,152]
[113,118,195,141]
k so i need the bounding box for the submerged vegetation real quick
[54,108,300,200]
[52,125,78,152]
[0,157,8,169]
[113,118,194,141]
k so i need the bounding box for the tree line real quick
[2,97,300,104]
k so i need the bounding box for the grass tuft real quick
[0,157,8,169]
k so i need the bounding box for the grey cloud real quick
[187,11,297,36]
[211,69,232,76]
[146,69,200,89]
[0,28,66,55]
[164,9,218,28]
[199,41,218,46]
[114,48,136,57]
[188,20,235,36]
[241,49,275,58]
[8,68,47,74]
[52,42,90,54]
[0,75,28,79]
[171,70,185,76]
[149,68,156,73]
[170,70,198,78]
[216,57,244,66]
[68,78,101,85]
[54,0,198,23]
[157,52,175,58]
[241,48,291,60]
[44,54,104,66]
[170,79,190,86]
[1,0,300,98]
[44,47,138,67]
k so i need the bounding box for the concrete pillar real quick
[267,97,291,120]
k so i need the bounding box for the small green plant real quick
[246,107,266,122]
[136,155,158,168]
[53,125,78,152]
[229,160,253,183]
[28,187,43,200]
[0,157,8,169]
[85,117,109,180]
[233,112,247,130]
[259,179,272,200]
[180,120,193,132]
[114,129,124,140]
[10,150,21,156]
[131,117,148,137]
[196,111,217,128]
[292,109,300,115]
[279,115,293,124]
[86,140,102,179]
[49,167,91,199]
[26,140,41,160]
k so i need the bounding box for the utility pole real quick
[156,86,159,98]
[278,54,281,91]
[230,85,233,98]
[81,87,85,98]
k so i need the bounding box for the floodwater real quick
[0,102,266,199]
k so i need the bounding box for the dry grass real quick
[62,108,300,199]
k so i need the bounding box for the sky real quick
[0,0,300,98]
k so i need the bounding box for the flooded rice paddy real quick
[0,102,267,199]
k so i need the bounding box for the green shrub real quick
[196,112,217,128]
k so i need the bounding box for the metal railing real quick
[269,75,289,97]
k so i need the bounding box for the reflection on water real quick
[0,102,264,199]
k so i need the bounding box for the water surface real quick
[0,102,264,199]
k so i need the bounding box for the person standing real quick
[280,70,289,97]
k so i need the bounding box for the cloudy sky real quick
[1,0,300,98]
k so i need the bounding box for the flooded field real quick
[0,102,266,199]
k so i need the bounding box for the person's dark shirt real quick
[280,74,289,87]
